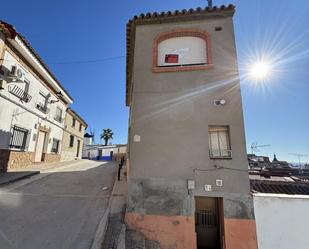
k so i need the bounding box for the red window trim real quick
[152,29,213,73]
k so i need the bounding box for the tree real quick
[100,128,114,146]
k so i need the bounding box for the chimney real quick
[207,0,213,8]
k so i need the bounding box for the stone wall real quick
[0,149,34,171]
[42,153,60,163]
[0,149,60,171]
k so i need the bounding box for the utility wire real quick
[48,55,125,65]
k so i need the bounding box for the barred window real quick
[54,107,63,123]
[208,126,232,158]
[51,139,60,153]
[9,125,29,150]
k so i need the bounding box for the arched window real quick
[153,29,212,73]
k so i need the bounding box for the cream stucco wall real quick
[60,110,85,161]
[129,16,249,195]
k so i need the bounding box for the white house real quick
[0,21,74,170]
[82,140,126,161]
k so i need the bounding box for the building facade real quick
[60,108,87,161]
[125,5,258,249]
[82,143,127,161]
[0,21,85,171]
[250,178,309,249]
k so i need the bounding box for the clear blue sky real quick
[2,0,308,163]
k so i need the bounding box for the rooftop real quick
[251,179,309,195]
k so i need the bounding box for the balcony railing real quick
[8,85,32,103]
[36,102,49,114]
[54,115,63,123]
[209,149,232,159]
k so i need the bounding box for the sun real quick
[249,61,272,80]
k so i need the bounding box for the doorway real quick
[76,140,80,157]
[195,197,224,249]
[35,131,46,162]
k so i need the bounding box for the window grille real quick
[54,107,63,122]
[51,139,60,153]
[9,125,29,150]
[195,210,217,228]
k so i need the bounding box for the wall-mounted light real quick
[50,91,63,104]
[213,99,226,106]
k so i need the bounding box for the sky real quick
[1,0,308,163]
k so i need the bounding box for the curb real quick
[0,171,40,186]
[116,224,126,249]
[91,207,111,249]
[90,170,119,249]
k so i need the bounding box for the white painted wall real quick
[254,193,309,249]
[82,145,126,159]
[158,36,207,66]
[0,50,66,154]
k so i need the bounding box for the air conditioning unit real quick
[8,65,25,82]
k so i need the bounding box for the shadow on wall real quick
[0,130,12,172]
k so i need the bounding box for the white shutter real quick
[218,130,229,156]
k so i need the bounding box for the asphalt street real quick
[0,160,116,249]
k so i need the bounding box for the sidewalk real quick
[100,165,128,249]
[7,159,86,173]
[0,159,89,186]
[101,166,161,249]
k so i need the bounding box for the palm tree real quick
[100,128,114,146]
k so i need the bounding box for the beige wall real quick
[60,110,85,161]
[126,13,258,249]
[129,16,249,194]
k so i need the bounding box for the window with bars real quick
[36,92,50,113]
[208,126,232,158]
[9,125,29,150]
[51,139,60,153]
[54,107,63,123]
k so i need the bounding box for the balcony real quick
[36,102,49,114]
[8,85,32,103]
[54,115,63,123]
[209,149,232,159]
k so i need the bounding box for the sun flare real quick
[249,61,271,80]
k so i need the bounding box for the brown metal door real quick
[195,197,221,249]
